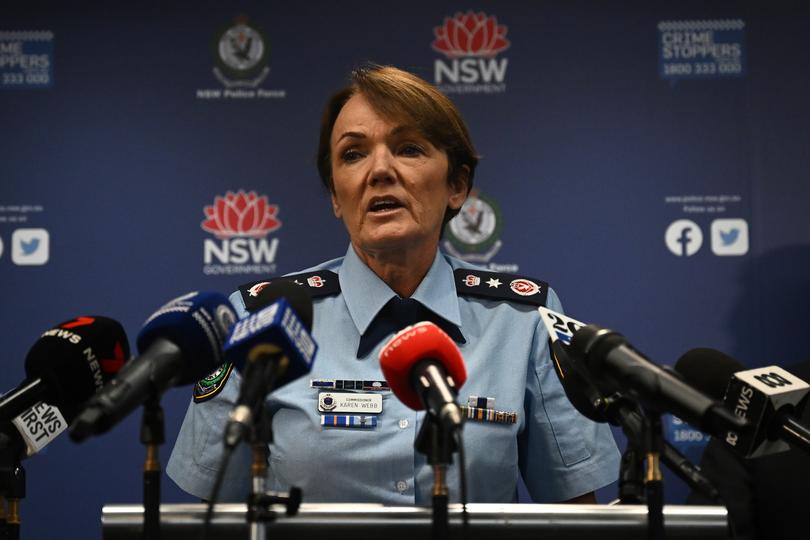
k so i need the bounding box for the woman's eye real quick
[341,149,363,162]
[400,144,423,156]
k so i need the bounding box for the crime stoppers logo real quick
[201,190,282,275]
[431,12,510,94]
[0,31,53,89]
[196,16,285,100]
[658,20,745,80]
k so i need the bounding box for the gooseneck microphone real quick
[568,325,746,438]
[379,321,467,429]
[222,282,316,450]
[70,292,236,441]
[676,348,810,458]
[0,316,129,457]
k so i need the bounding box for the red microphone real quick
[379,321,467,428]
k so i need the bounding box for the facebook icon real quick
[665,220,703,256]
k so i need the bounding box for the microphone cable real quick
[454,428,469,535]
[200,445,236,540]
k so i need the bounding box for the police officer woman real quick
[167,65,619,504]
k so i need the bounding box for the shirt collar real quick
[339,245,463,336]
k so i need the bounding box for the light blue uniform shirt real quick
[167,245,620,503]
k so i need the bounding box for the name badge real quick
[318,392,383,414]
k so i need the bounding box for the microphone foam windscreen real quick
[24,316,130,421]
[379,321,467,411]
[252,280,313,331]
[136,291,237,385]
[675,348,745,400]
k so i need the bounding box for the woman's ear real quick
[448,165,471,210]
[330,185,342,218]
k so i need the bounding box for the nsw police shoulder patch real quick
[454,269,549,306]
[238,270,340,312]
[193,362,233,403]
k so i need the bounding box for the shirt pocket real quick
[548,416,591,466]
[192,400,232,472]
[533,363,593,467]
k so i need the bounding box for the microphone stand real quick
[0,433,25,540]
[140,394,164,540]
[601,395,665,540]
[618,447,645,504]
[415,414,456,540]
[248,403,271,540]
[246,362,301,540]
[642,411,665,540]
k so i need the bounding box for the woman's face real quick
[330,94,467,255]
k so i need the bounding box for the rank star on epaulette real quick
[193,362,233,403]
[454,269,549,307]
[238,270,340,311]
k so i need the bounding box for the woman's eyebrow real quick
[336,125,419,143]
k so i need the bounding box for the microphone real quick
[536,308,719,500]
[568,325,746,437]
[379,321,467,429]
[0,316,129,457]
[676,349,810,458]
[70,292,236,441]
[223,281,316,449]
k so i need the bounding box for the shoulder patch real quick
[453,269,549,306]
[238,270,340,312]
[193,362,233,403]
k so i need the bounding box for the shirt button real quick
[396,480,408,493]
[398,419,409,429]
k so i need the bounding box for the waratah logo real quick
[432,12,510,93]
[201,190,281,238]
[201,190,282,275]
[432,12,510,58]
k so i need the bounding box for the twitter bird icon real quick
[12,229,49,265]
[719,228,739,246]
[711,219,748,256]
[20,237,40,255]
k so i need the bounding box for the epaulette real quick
[193,362,234,403]
[237,270,341,312]
[453,269,549,306]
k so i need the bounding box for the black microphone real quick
[223,282,316,449]
[676,349,810,458]
[0,316,129,457]
[70,292,236,441]
[537,311,720,500]
[568,325,746,437]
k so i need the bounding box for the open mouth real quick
[368,197,404,213]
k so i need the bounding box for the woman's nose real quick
[368,147,396,185]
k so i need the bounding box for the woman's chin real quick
[354,226,434,255]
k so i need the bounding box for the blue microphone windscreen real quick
[224,296,317,387]
[136,291,237,385]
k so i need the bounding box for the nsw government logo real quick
[432,12,510,94]
[443,190,517,272]
[201,190,282,275]
[196,16,285,100]
[658,20,745,81]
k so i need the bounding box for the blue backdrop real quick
[2,1,809,537]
